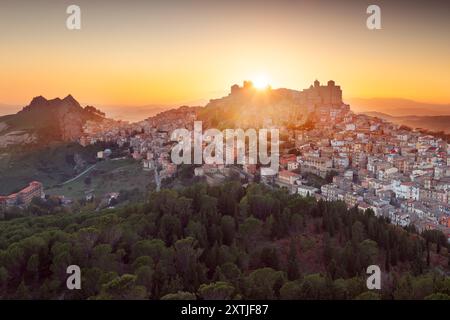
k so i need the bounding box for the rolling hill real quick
[362,111,450,133]
[349,98,450,117]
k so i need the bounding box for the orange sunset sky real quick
[0,0,449,108]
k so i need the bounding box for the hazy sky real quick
[1,0,449,107]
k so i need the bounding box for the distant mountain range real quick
[362,111,450,133]
[348,97,450,116]
[347,97,450,133]
[95,98,208,122]
[98,104,173,122]
[0,95,105,149]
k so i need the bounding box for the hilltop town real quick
[1,81,450,241]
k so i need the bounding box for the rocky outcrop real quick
[0,95,105,149]
[0,122,9,133]
[0,130,37,148]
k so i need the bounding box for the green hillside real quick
[45,158,154,200]
[0,143,99,195]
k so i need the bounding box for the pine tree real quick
[385,248,391,273]
[287,239,300,280]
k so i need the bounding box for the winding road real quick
[61,164,97,185]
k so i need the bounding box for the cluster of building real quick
[80,106,199,181]
[34,80,450,239]
[0,181,44,208]
[193,80,450,237]
[260,81,450,237]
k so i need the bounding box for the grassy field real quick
[0,143,99,194]
[45,158,154,200]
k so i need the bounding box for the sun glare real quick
[253,74,270,90]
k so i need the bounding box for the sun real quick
[252,74,270,90]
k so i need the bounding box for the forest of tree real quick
[0,181,449,300]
